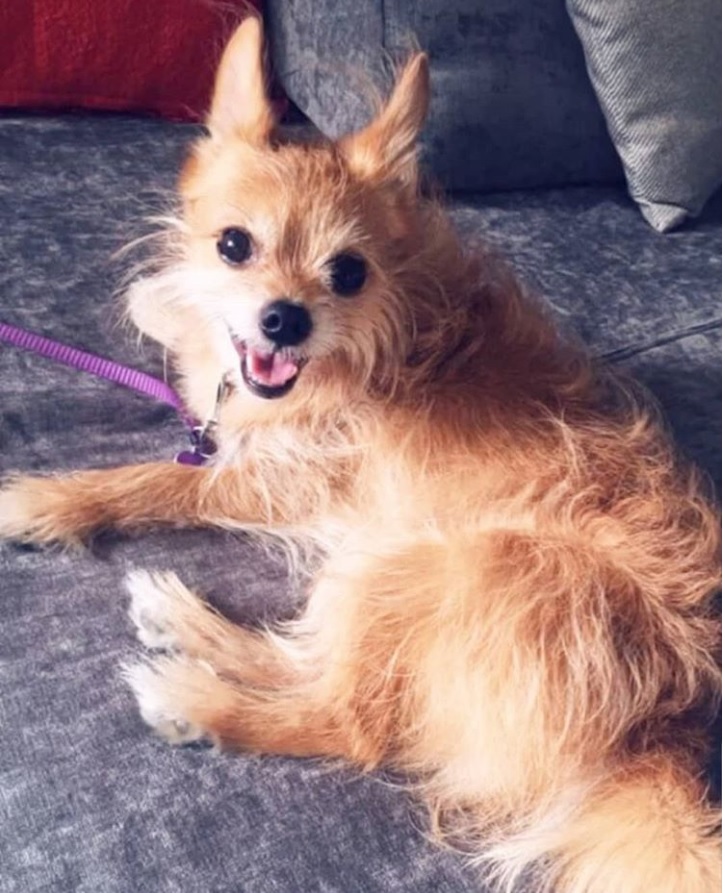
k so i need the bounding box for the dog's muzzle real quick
[230,300,312,400]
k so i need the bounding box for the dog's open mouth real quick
[234,341,305,399]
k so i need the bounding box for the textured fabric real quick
[566,0,722,232]
[0,116,720,892]
[267,0,624,191]
[0,0,258,122]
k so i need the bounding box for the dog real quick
[0,16,720,893]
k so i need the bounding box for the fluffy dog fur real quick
[0,17,720,893]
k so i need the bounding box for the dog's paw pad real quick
[126,569,180,651]
[123,660,209,746]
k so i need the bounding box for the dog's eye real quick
[217,228,253,266]
[328,253,367,296]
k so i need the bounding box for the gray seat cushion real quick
[267,0,624,191]
[0,116,720,892]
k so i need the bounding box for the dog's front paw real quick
[0,474,99,545]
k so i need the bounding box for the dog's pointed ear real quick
[207,16,275,143]
[339,53,429,187]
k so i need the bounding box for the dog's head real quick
[129,17,446,425]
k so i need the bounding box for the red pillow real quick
[0,0,262,122]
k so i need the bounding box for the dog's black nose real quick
[259,300,312,347]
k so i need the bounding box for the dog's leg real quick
[123,554,414,767]
[126,569,299,688]
[123,655,356,757]
[121,539,461,766]
[0,461,297,545]
[124,570,352,756]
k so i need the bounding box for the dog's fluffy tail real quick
[473,756,721,893]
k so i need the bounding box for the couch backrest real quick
[267,0,624,191]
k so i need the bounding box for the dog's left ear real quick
[207,15,275,143]
[340,53,429,188]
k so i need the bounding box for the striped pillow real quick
[566,0,721,232]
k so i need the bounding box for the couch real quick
[0,5,720,893]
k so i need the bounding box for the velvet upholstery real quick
[267,0,625,191]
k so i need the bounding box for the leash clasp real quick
[175,377,228,466]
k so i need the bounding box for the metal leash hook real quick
[175,378,228,466]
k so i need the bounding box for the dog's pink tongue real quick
[248,349,298,386]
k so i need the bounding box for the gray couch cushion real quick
[0,116,720,892]
[566,0,722,232]
[267,0,624,191]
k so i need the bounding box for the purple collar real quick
[0,320,220,466]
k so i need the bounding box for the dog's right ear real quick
[339,53,429,188]
[207,16,275,143]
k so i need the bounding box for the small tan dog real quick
[0,17,720,893]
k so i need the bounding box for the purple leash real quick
[0,321,216,465]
